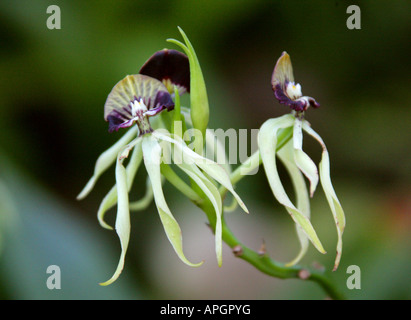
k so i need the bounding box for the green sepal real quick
[167,27,209,153]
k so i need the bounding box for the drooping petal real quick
[104,74,174,132]
[175,161,224,266]
[258,114,326,255]
[139,49,190,95]
[205,128,232,175]
[293,118,319,197]
[278,140,311,266]
[205,128,237,212]
[154,131,236,265]
[302,121,345,271]
[154,131,248,214]
[99,148,131,286]
[77,126,138,200]
[142,135,203,267]
[194,159,248,214]
[97,137,143,229]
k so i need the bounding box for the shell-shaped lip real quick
[274,83,306,112]
[104,74,174,132]
[271,51,320,112]
[139,49,190,95]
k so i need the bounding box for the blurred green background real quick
[0,0,410,300]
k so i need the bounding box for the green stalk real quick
[193,126,345,300]
[197,186,345,300]
[160,163,202,204]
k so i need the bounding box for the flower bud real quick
[168,27,209,153]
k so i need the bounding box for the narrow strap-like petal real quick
[99,150,131,286]
[278,140,311,266]
[97,138,143,229]
[258,114,326,255]
[155,131,248,214]
[302,120,345,271]
[293,118,319,197]
[175,161,223,266]
[142,135,203,267]
[205,129,238,212]
[205,129,232,175]
[77,126,138,200]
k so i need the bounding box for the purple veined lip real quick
[271,51,320,112]
[104,74,174,133]
[139,49,190,95]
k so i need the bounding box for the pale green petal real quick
[293,118,319,197]
[142,136,203,267]
[278,140,311,266]
[99,151,131,286]
[77,126,138,200]
[198,159,248,214]
[258,115,326,254]
[205,130,237,211]
[205,129,232,175]
[302,121,345,271]
[96,186,117,230]
[97,138,143,229]
[175,161,223,266]
[159,132,226,265]
[154,131,248,214]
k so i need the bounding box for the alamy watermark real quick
[46,265,61,289]
[346,265,361,290]
[46,4,361,31]
[148,122,261,175]
[346,5,361,30]
[46,5,61,30]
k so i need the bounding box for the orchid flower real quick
[258,52,345,270]
[78,48,248,286]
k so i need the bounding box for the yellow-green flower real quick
[259,52,345,270]
[78,52,247,285]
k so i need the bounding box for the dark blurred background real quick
[0,0,410,299]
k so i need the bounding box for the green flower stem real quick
[196,126,345,300]
[160,163,203,204]
[171,86,187,139]
[198,198,345,300]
